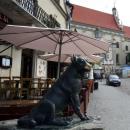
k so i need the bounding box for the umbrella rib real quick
[40,31,59,43]
[40,31,62,54]
[0,29,62,44]
[46,31,61,53]
[0,30,61,45]
[61,32,80,44]
[67,32,108,52]
[60,31,96,61]
[63,32,106,53]
[53,31,63,54]
[64,32,96,56]
[78,36,107,52]
[17,32,55,47]
[73,41,98,62]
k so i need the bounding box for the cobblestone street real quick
[87,78,130,130]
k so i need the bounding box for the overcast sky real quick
[69,0,130,26]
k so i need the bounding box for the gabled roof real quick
[123,26,130,38]
[72,4,121,31]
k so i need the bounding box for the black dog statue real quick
[17,56,91,128]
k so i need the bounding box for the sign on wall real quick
[37,58,47,78]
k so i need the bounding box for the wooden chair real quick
[12,76,22,99]
[0,77,11,85]
[29,78,42,99]
[20,78,33,99]
[32,78,55,99]
[35,78,48,98]
[0,77,11,100]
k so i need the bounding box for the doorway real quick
[21,49,33,78]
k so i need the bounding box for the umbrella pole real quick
[57,43,62,79]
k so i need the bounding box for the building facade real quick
[0,0,69,78]
[70,4,130,76]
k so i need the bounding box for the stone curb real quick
[0,118,104,130]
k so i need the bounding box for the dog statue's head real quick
[71,56,91,72]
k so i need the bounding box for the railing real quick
[0,77,55,101]
[15,0,60,28]
[0,76,92,118]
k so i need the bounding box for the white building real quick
[70,4,130,75]
[0,0,69,79]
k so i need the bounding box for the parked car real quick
[106,74,121,86]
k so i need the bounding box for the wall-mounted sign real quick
[37,58,47,78]
[0,55,12,69]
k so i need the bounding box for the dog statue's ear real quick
[71,55,77,63]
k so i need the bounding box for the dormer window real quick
[95,28,102,39]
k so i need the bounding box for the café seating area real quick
[0,76,91,120]
[0,76,55,101]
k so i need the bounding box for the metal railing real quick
[15,0,60,28]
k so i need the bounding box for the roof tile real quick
[123,26,130,38]
[72,5,120,31]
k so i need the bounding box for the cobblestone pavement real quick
[87,79,130,130]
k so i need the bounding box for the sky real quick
[69,0,130,26]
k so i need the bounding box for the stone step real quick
[0,117,104,130]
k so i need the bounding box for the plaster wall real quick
[0,45,22,77]
[38,0,67,28]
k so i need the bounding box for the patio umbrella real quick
[39,54,72,63]
[0,25,109,78]
[39,53,102,63]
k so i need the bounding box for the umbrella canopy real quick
[0,25,109,78]
[39,53,102,63]
[39,54,72,63]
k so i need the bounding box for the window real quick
[112,42,119,48]
[126,53,130,64]
[95,28,102,39]
[116,54,119,64]
[116,42,119,48]
[125,45,128,51]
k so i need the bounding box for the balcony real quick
[0,0,60,28]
